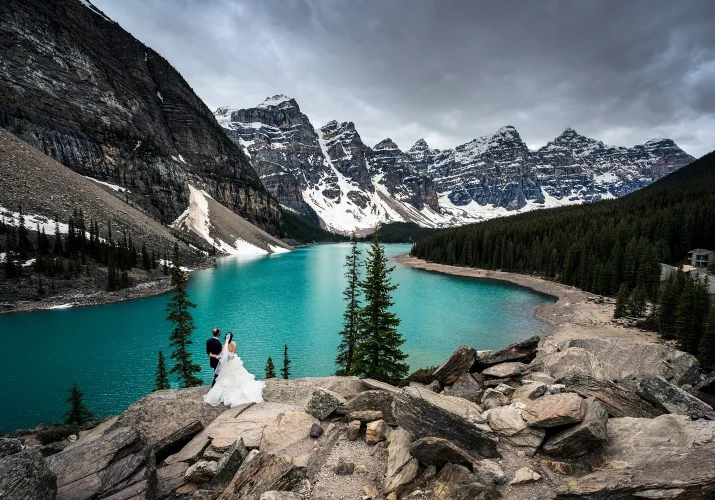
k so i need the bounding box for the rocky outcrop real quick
[217,452,305,500]
[636,376,715,420]
[433,345,477,385]
[0,0,281,232]
[337,390,397,425]
[474,336,540,369]
[0,449,57,500]
[443,373,484,403]
[47,425,156,500]
[542,398,608,457]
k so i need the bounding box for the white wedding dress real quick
[204,342,265,407]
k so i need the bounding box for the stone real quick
[540,459,573,475]
[259,492,299,500]
[557,372,664,418]
[347,420,362,441]
[212,437,249,487]
[542,397,608,457]
[409,436,474,469]
[0,438,23,459]
[0,449,57,500]
[421,465,438,482]
[474,335,540,369]
[114,387,225,459]
[481,362,527,379]
[432,463,492,500]
[443,373,483,403]
[185,460,217,483]
[486,403,545,454]
[217,452,305,500]
[362,484,378,499]
[547,383,567,395]
[362,378,402,394]
[156,461,189,499]
[337,390,397,425]
[512,382,547,402]
[46,426,155,500]
[202,445,224,461]
[260,410,319,455]
[523,393,585,428]
[510,467,541,485]
[393,386,499,458]
[691,372,715,407]
[355,464,369,474]
[306,388,347,420]
[481,388,508,410]
[524,371,556,386]
[347,410,383,423]
[365,419,389,445]
[432,345,477,385]
[263,376,366,406]
[67,435,77,443]
[334,461,355,475]
[310,423,324,438]
[556,415,715,498]
[636,376,715,420]
[473,459,506,485]
[426,380,442,392]
[383,428,419,494]
[494,383,515,396]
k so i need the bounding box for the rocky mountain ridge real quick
[216,97,693,233]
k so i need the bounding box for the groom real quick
[206,327,222,387]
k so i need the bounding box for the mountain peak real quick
[374,138,399,150]
[257,94,296,109]
[410,138,430,150]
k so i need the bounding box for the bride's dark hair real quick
[226,332,234,343]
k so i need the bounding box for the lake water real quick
[0,244,554,431]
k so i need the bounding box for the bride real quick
[204,332,265,407]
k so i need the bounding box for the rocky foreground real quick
[2,336,715,500]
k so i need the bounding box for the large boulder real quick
[534,347,611,381]
[474,336,540,369]
[383,428,419,495]
[538,338,700,386]
[263,377,365,406]
[0,449,56,500]
[443,373,484,403]
[259,410,318,456]
[481,362,527,379]
[115,387,225,460]
[305,388,346,420]
[636,376,715,420]
[212,437,249,487]
[431,463,493,500]
[523,393,585,428]
[432,345,478,385]
[336,390,397,425]
[392,387,499,458]
[557,415,715,498]
[542,397,608,457]
[47,425,156,500]
[485,404,545,455]
[217,452,305,500]
[409,436,475,469]
[556,372,664,418]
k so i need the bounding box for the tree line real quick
[411,150,715,364]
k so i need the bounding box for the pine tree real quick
[166,243,201,387]
[614,283,629,318]
[63,382,94,426]
[53,222,63,256]
[281,344,291,379]
[658,273,680,338]
[154,351,170,391]
[142,243,151,271]
[352,230,408,384]
[37,276,45,296]
[336,233,362,375]
[265,356,277,379]
[628,283,647,317]
[16,206,32,259]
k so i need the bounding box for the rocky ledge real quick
[2,339,714,499]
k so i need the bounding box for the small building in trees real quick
[687,249,715,268]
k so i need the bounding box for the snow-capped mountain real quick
[215,96,694,233]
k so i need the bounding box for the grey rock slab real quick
[542,397,608,458]
[211,437,248,488]
[384,428,419,494]
[305,388,347,420]
[473,459,506,485]
[347,410,383,422]
[432,463,493,500]
[263,377,365,407]
[0,449,57,500]
[210,402,299,450]
[259,410,318,455]
[185,460,217,483]
[481,362,527,379]
[337,390,397,425]
[217,452,305,500]
[523,393,585,428]
[0,438,23,459]
[392,386,499,458]
[512,382,548,403]
[475,335,540,369]
[304,422,341,481]
[636,376,715,420]
[432,345,477,385]
[47,426,156,500]
[481,388,508,410]
[443,373,483,403]
[485,403,545,455]
[409,436,475,469]
[524,371,556,386]
[494,383,515,396]
[156,461,189,499]
[362,378,401,394]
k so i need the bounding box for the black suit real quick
[206,337,222,386]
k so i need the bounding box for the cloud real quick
[93,0,715,157]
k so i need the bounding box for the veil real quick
[214,333,233,377]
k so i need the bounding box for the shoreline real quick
[395,254,660,345]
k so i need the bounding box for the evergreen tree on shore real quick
[63,382,94,426]
[614,283,629,318]
[281,344,291,379]
[265,356,276,379]
[336,233,362,375]
[166,243,201,388]
[352,230,408,384]
[699,308,715,370]
[154,351,170,391]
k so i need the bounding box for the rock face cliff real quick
[0,0,281,233]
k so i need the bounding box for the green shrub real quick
[406,365,438,385]
[37,425,78,445]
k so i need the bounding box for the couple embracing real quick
[203,328,265,407]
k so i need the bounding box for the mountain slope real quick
[0,0,281,232]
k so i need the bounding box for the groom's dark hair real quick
[212,328,220,337]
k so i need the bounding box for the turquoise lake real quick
[0,244,554,431]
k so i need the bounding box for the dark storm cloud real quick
[93,0,715,156]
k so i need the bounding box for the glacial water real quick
[0,244,554,431]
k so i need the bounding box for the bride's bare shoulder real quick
[229,341,237,352]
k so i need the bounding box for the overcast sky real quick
[93,0,715,157]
